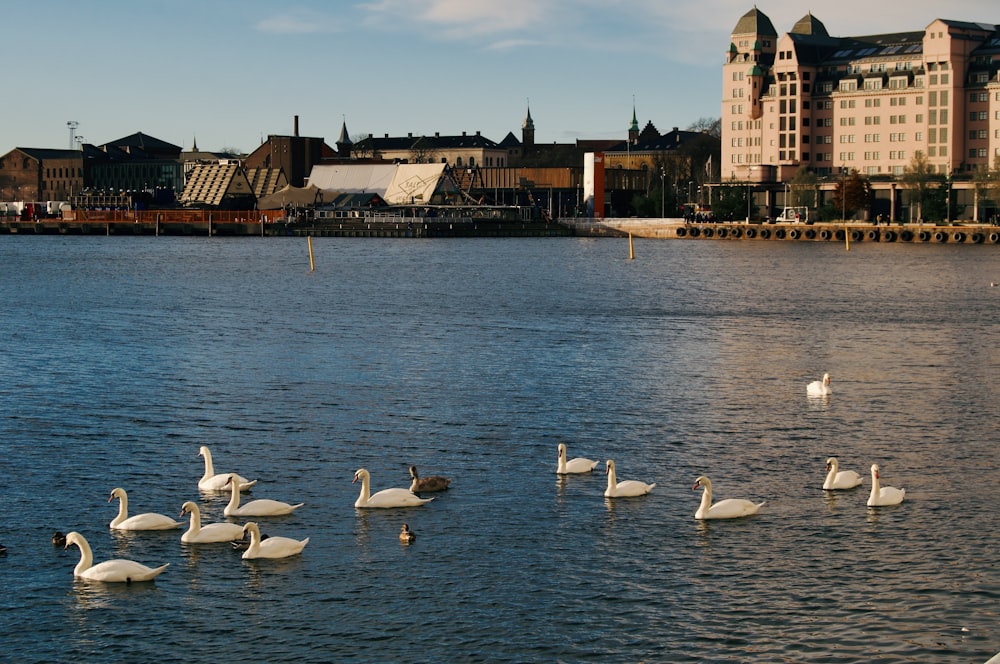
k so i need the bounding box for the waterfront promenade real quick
[1,212,997,243]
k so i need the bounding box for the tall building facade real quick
[722,7,1000,184]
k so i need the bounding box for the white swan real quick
[353,468,433,508]
[557,443,598,474]
[223,475,304,517]
[867,464,905,506]
[64,531,168,582]
[603,459,655,498]
[823,457,863,490]
[108,487,182,530]
[409,465,452,493]
[198,445,257,492]
[807,373,832,396]
[180,501,245,544]
[693,475,764,519]
[239,522,308,560]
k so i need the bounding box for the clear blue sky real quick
[3,0,995,154]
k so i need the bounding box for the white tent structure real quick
[306,163,453,205]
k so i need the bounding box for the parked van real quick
[776,206,810,224]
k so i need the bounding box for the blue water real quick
[1,235,998,663]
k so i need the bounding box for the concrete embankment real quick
[562,218,1000,244]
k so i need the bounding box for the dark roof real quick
[355,132,500,152]
[498,132,521,148]
[790,13,828,37]
[104,132,182,155]
[11,147,84,161]
[606,128,710,153]
[733,7,777,37]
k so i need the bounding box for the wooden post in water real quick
[628,233,635,260]
[845,227,850,252]
[308,236,315,271]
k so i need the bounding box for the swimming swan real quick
[223,475,304,517]
[557,443,598,474]
[198,445,257,492]
[603,459,655,498]
[239,522,308,560]
[823,457,863,490]
[807,373,832,397]
[692,475,764,519]
[64,531,168,582]
[867,464,905,506]
[108,487,182,530]
[409,465,451,493]
[353,468,433,508]
[180,501,245,543]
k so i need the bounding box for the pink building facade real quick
[722,7,1000,220]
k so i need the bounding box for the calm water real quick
[1,235,998,663]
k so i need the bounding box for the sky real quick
[2,0,996,155]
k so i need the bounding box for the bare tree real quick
[899,151,942,222]
[686,117,721,139]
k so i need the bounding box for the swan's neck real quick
[227,480,241,511]
[699,484,713,515]
[201,451,214,480]
[246,525,260,556]
[558,450,566,472]
[606,466,617,491]
[187,507,201,533]
[824,463,837,487]
[111,494,128,527]
[73,537,93,575]
[358,476,371,503]
[870,471,881,499]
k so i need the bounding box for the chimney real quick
[294,115,300,137]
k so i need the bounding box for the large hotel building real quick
[722,7,1000,219]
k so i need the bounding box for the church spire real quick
[337,115,352,158]
[628,100,640,144]
[521,99,535,147]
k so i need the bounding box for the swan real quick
[239,522,308,560]
[64,531,168,582]
[198,445,257,492]
[399,523,417,544]
[867,464,905,506]
[693,475,764,519]
[409,465,451,493]
[557,443,598,474]
[180,501,246,543]
[823,457,863,490]
[807,373,832,396]
[603,459,655,498]
[223,475,304,517]
[108,487,182,530]
[353,468,433,508]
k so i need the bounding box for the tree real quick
[899,151,943,222]
[788,169,818,208]
[712,182,749,222]
[972,155,1000,223]
[686,117,722,139]
[831,170,871,220]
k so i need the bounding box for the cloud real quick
[360,0,551,36]
[255,10,341,34]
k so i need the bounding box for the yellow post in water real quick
[308,236,315,271]
[845,227,850,252]
[628,233,635,260]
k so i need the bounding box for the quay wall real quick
[563,217,1000,244]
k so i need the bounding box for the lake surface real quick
[1,235,998,663]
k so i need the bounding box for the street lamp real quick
[841,167,847,222]
[946,174,952,224]
[746,166,757,223]
[660,168,665,218]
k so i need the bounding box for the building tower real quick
[521,102,535,148]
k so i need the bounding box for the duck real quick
[64,531,168,583]
[557,443,598,474]
[198,445,257,492]
[239,522,308,560]
[179,501,246,544]
[231,531,269,551]
[52,531,67,547]
[603,459,655,498]
[823,457,863,490]
[807,373,832,397]
[353,468,433,508]
[108,487,182,530]
[692,475,764,519]
[399,523,416,544]
[409,465,451,493]
[223,475,304,517]
[867,464,905,506]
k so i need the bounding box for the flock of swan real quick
[54,373,905,584]
[57,445,457,583]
